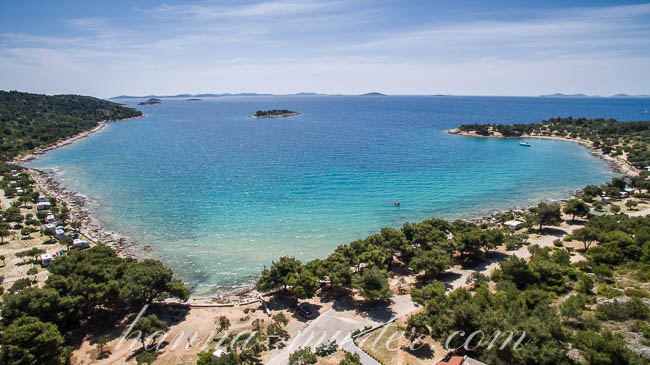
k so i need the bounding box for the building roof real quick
[437,356,487,365]
[504,220,523,227]
[437,357,464,365]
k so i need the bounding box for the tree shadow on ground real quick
[403,343,434,360]
[534,227,568,237]
[357,300,395,323]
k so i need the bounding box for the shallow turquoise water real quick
[28,95,648,294]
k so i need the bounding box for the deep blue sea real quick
[27,95,650,295]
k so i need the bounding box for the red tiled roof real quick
[437,356,464,365]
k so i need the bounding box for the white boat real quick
[642,108,648,114]
[519,142,531,147]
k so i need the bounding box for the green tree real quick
[2,316,67,365]
[573,331,642,365]
[272,313,288,326]
[528,202,563,231]
[0,222,11,243]
[131,314,169,349]
[560,294,585,321]
[339,351,362,365]
[563,199,590,222]
[3,206,23,225]
[571,226,599,251]
[267,322,289,347]
[216,315,231,334]
[410,280,446,306]
[119,259,190,307]
[42,228,55,243]
[135,351,156,364]
[625,200,638,210]
[96,334,111,359]
[199,352,242,365]
[288,269,319,299]
[410,248,452,278]
[575,273,594,295]
[354,267,392,303]
[9,278,32,294]
[1,287,75,330]
[379,227,409,267]
[255,256,301,293]
[288,347,317,365]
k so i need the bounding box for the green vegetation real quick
[1,246,189,363]
[458,117,650,168]
[253,109,299,117]
[402,210,650,364]
[288,347,318,365]
[0,90,142,161]
[254,168,650,362]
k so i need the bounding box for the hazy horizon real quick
[2,0,650,98]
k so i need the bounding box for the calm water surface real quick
[28,96,649,294]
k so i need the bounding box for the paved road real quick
[266,309,375,365]
[266,295,416,365]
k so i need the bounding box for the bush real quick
[135,352,156,364]
[596,298,649,321]
[597,285,622,298]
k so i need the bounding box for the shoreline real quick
[14,114,146,163]
[446,128,640,177]
[15,115,146,258]
[18,121,626,302]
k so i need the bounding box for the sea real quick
[26,95,649,295]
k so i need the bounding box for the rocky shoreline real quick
[28,168,137,258]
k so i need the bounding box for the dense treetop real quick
[0,90,142,160]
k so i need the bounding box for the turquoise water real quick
[28,96,648,295]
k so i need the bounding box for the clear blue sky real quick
[1,0,649,97]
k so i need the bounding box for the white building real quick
[40,253,53,267]
[212,350,227,360]
[55,228,65,240]
[73,239,90,250]
[46,213,55,223]
[36,201,51,210]
[504,220,524,230]
[38,195,49,202]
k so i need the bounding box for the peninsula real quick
[448,117,650,175]
[249,109,301,118]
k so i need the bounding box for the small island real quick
[185,98,202,101]
[138,98,161,105]
[360,92,385,96]
[249,109,301,118]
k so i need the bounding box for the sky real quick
[1,0,650,98]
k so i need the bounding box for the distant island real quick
[360,92,385,96]
[540,93,593,98]
[249,109,301,118]
[138,98,161,105]
[540,93,650,98]
[185,98,202,101]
